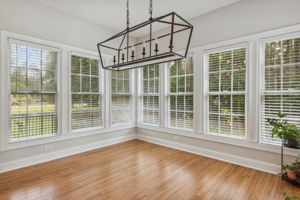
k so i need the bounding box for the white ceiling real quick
[34,0,240,37]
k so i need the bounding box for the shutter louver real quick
[71,55,102,130]
[141,65,160,125]
[168,56,194,130]
[261,37,300,145]
[207,47,247,138]
[9,41,58,142]
[111,70,132,125]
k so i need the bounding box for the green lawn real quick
[10,104,99,140]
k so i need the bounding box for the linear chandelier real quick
[97,0,193,71]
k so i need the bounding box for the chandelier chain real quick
[149,0,153,19]
[127,0,130,28]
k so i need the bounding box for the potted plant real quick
[267,113,300,148]
[283,164,298,180]
[282,191,299,200]
[283,155,300,182]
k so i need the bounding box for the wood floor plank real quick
[0,140,299,200]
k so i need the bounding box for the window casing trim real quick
[166,53,195,130]
[69,51,105,132]
[7,39,61,143]
[258,31,300,145]
[110,69,134,127]
[203,43,249,139]
[138,65,161,126]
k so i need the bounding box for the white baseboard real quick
[137,134,280,174]
[0,133,280,174]
[0,134,136,173]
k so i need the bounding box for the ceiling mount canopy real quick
[97,0,193,71]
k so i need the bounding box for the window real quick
[260,36,300,144]
[71,55,102,130]
[207,47,247,138]
[111,70,132,125]
[9,40,58,142]
[168,56,194,129]
[141,65,160,125]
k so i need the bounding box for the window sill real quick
[137,124,299,156]
[1,125,135,152]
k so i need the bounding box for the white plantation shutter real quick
[9,40,58,142]
[141,65,160,125]
[111,70,132,125]
[260,36,300,145]
[168,56,194,129]
[71,55,102,130]
[207,47,247,138]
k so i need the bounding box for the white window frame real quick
[0,31,62,149]
[203,43,249,140]
[69,51,105,133]
[166,53,195,131]
[8,39,60,143]
[258,31,300,145]
[138,65,160,126]
[110,69,135,127]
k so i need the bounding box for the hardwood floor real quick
[0,140,299,200]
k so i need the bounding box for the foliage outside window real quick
[141,65,160,125]
[71,55,102,130]
[207,48,246,138]
[9,41,58,142]
[261,37,300,145]
[168,56,194,129]
[111,70,131,125]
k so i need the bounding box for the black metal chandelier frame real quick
[97,0,193,71]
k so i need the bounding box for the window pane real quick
[265,67,281,91]
[208,47,246,138]
[91,60,99,76]
[170,77,177,93]
[209,53,219,72]
[233,48,246,70]
[82,76,90,92]
[111,70,131,125]
[9,41,58,142]
[220,51,232,71]
[141,65,159,125]
[232,95,245,115]
[27,69,41,91]
[168,56,194,130]
[209,95,219,113]
[282,65,300,90]
[82,58,90,75]
[209,73,219,92]
[221,72,231,91]
[42,70,56,91]
[261,36,300,145]
[233,70,246,91]
[209,114,219,133]
[71,55,102,130]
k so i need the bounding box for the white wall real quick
[0,0,118,51]
[189,0,300,48]
[137,0,300,50]
[0,128,136,173]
